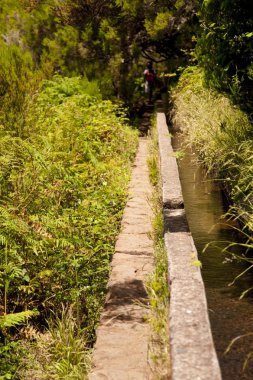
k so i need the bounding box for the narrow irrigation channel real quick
[172,134,253,380]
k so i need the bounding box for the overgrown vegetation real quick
[0,76,138,378]
[196,0,253,111]
[171,66,253,224]
[18,306,91,379]
[169,2,253,370]
[0,0,197,115]
[170,1,253,204]
[2,0,253,376]
[171,66,253,293]
[0,0,197,377]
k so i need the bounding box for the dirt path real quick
[89,112,154,380]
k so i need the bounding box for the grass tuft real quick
[17,305,91,379]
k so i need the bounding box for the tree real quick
[196,0,253,110]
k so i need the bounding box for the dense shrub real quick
[197,0,253,111]
[0,76,138,377]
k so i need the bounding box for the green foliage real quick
[172,65,253,228]
[147,119,159,186]
[13,306,91,379]
[147,222,170,378]
[0,0,198,376]
[41,26,80,76]
[46,306,91,379]
[0,42,35,132]
[0,310,39,329]
[191,253,202,268]
[0,74,137,322]
[197,0,253,110]
[38,75,102,105]
[0,75,138,377]
[0,340,22,380]
[0,0,198,115]
[145,10,173,40]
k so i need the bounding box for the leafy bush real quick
[0,76,138,377]
[197,0,253,110]
[0,42,36,132]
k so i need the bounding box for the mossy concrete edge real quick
[157,112,222,380]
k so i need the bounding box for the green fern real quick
[0,310,39,328]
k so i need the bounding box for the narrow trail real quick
[89,105,155,380]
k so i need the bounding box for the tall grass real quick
[171,66,253,370]
[17,306,91,380]
[171,66,253,228]
[171,65,253,306]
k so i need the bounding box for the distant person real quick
[144,61,156,103]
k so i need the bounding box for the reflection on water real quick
[172,134,253,380]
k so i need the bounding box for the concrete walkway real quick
[89,136,154,380]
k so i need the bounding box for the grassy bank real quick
[171,66,253,230]
[0,76,138,379]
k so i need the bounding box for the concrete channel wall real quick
[157,112,222,380]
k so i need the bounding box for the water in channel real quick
[172,134,253,380]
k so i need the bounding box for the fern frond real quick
[0,310,39,328]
